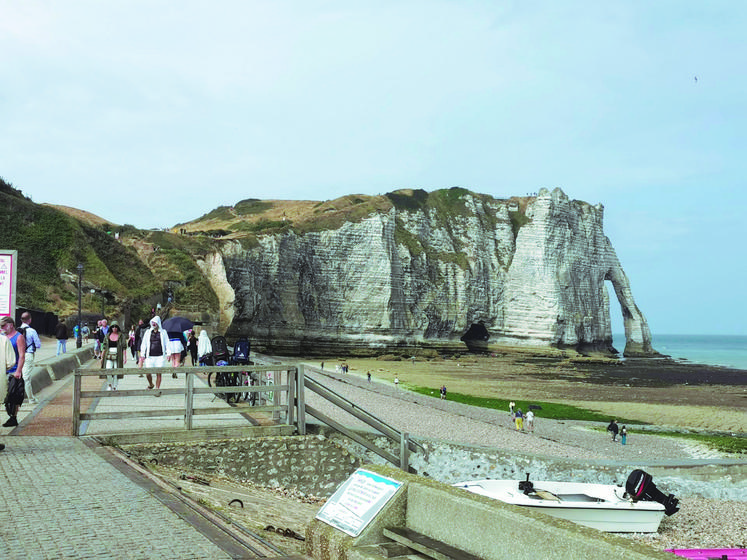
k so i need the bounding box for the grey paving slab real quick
[0,437,232,559]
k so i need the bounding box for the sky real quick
[1,1,745,337]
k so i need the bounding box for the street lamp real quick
[76,263,83,348]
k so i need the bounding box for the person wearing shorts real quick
[139,316,169,395]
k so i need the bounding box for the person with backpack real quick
[20,312,41,404]
[1,316,26,427]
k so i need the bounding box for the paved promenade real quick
[0,337,256,559]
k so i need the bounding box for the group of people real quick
[607,419,628,444]
[1,313,43,450]
[509,401,535,433]
[104,316,208,394]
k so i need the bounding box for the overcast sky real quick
[1,1,745,336]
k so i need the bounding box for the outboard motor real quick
[625,469,680,516]
[518,473,535,495]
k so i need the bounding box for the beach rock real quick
[204,188,653,356]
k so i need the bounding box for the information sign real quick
[315,469,403,537]
[0,250,17,317]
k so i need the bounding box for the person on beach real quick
[0,330,17,450]
[367,371,371,383]
[2,316,26,427]
[525,409,535,433]
[514,408,524,431]
[20,312,41,404]
[440,385,447,400]
[607,419,619,442]
[101,322,127,390]
[139,316,169,395]
[394,376,399,388]
[621,425,627,445]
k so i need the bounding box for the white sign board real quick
[0,250,17,317]
[315,469,403,537]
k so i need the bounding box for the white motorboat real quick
[454,470,679,533]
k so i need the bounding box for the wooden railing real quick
[72,364,297,436]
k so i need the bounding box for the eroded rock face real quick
[208,188,653,356]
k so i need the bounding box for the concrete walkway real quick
[0,337,259,559]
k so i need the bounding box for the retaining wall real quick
[122,435,361,497]
[28,345,95,394]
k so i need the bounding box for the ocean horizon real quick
[612,333,747,371]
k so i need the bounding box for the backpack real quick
[211,336,229,362]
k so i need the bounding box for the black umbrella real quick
[162,316,194,332]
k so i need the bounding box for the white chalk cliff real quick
[209,188,653,356]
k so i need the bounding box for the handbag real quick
[4,375,25,412]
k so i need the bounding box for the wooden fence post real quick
[297,364,306,435]
[185,372,194,430]
[72,369,81,436]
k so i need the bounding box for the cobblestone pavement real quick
[0,338,256,559]
[0,437,233,560]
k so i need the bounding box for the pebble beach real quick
[303,365,747,551]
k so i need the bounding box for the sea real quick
[612,333,747,371]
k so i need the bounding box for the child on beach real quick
[621,426,627,445]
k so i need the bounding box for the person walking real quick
[127,325,136,360]
[1,316,26,427]
[607,419,620,442]
[440,385,447,400]
[20,312,41,404]
[101,322,127,390]
[55,319,68,355]
[525,409,535,433]
[139,316,169,395]
[133,319,146,364]
[514,408,524,431]
[187,330,198,366]
[621,425,628,445]
[0,331,16,450]
[197,329,212,365]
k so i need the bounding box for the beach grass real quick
[406,384,645,425]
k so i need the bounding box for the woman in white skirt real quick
[166,331,186,378]
[101,322,127,390]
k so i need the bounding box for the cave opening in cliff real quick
[606,281,625,350]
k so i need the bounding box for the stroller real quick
[211,335,230,364]
[231,338,251,365]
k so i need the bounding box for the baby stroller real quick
[211,335,230,364]
[231,338,251,365]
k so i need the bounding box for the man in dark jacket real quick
[55,320,69,355]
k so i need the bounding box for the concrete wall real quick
[306,464,675,560]
[28,345,95,394]
[122,435,361,497]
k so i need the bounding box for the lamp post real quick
[76,263,83,348]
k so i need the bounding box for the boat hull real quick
[454,479,665,533]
